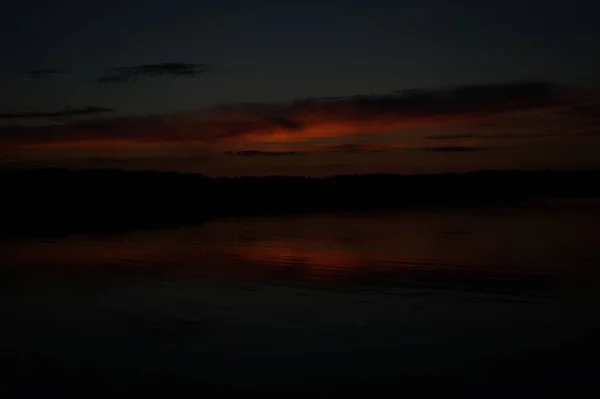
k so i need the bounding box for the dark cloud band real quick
[0,106,115,121]
[97,63,212,83]
[24,68,65,78]
[0,81,598,148]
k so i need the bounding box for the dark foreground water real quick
[1,199,600,397]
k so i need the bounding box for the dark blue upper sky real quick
[2,0,599,114]
[2,0,600,176]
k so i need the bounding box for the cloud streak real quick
[326,143,383,153]
[24,68,65,78]
[420,146,484,152]
[0,81,598,150]
[97,63,212,83]
[0,106,115,121]
[226,150,301,157]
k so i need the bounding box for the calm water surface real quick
[1,199,600,396]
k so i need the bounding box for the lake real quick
[1,198,600,397]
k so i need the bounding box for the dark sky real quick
[1,0,599,175]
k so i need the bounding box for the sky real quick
[1,0,600,176]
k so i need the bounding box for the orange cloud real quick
[1,81,597,153]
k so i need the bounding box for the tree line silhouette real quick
[2,168,600,237]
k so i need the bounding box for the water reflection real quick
[1,200,600,396]
[3,201,599,295]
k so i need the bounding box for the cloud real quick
[419,146,484,152]
[24,68,65,78]
[326,143,382,153]
[426,132,576,141]
[226,150,301,156]
[1,81,598,149]
[426,134,478,140]
[97,63,212,83]
[559,104,600,120]
[225,143,386,156]
[0,154,210,172]
[0,106,115,121]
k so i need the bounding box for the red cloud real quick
[1,81,597,151]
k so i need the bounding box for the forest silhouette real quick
[2,168,600,238]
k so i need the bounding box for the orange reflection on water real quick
[229,239,361,270]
